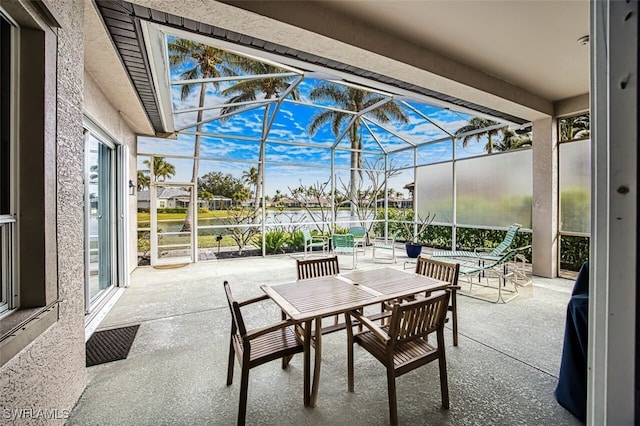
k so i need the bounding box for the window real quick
[0,2,61,366]
[0,12,14,315]
[558,113,591,273]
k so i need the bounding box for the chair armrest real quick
[473,247,492,253]
[245,319,299,340]
[238,294,270,307]
[350,310,391,343]
[372,235,394,243]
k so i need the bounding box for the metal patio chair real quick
[302,228,329,258]
[332,234,358,269]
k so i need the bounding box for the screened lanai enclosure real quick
[134,24,590,273]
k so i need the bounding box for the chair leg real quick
[438,334,450,409]
[282,355,294,368]
[227,337,235,386]
[451,291,458,347]
[387,369,398,426]
[346,315,355,392]
[237,366,250,426]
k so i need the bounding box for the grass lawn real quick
[137,211,229,222]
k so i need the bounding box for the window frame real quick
[0,1,62,367]
[0,9,18,317]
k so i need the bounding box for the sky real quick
[137,35,495,198]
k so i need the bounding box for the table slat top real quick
[261,268,448,321]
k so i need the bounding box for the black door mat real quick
[86,324,140,367]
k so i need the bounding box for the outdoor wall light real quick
[128,180,136,196]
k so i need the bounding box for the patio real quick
[69,251,581,425]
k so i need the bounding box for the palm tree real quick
[168,38,235,231]
[137,171,150,191]
[495,128,532,152]
[143,157,176,182]
[455,117,505,153]
[220,61,301,208]
[560,114,590,141]
[242,167,259,205]
[307,84,408,216]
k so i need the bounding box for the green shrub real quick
[263,229,289,254]
[560,235,590,271]
[332,224,350,235]
[420,225,452,249]
[288,230,305,252]
[373,208,407,237]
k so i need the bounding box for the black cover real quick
[554,261,589,423]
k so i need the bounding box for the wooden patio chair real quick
[224,281,304,425]
[296,256,340,280]
[345,291,451,425]
[296,256,345,333]
[414,256,461,346]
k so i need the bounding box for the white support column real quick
[532,117,558,278]
[589,1,637,424]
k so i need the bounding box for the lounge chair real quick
[431,223,522,260]
[436,245,531,303]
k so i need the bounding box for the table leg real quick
[303,320,312,406]
[310,317,322,407]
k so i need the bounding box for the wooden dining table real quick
[260,267,449,407]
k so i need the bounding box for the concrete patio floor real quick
[68,250,582,426]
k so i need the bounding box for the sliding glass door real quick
[85,130,116,310]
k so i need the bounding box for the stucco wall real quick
[0,1,87,423]
[84,71,138,277]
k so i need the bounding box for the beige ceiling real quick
[320,0,590,103]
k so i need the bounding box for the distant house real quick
[137,187,207,210]
[272,197,301,208]
[306,197,331,208]
[403,182,415,208]
[207,195,233,210]
[376,196,412,209]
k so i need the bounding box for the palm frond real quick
[308,110,338,136]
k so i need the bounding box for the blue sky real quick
[138,37,492,197]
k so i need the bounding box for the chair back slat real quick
[415,257,460,286]
[388,291,449,344]
[489,223,521,256]
[297,256,340,280]
[224,281,248,337]
[302,228,312,242]
[332,234,355,248]
[348,226,366,238]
